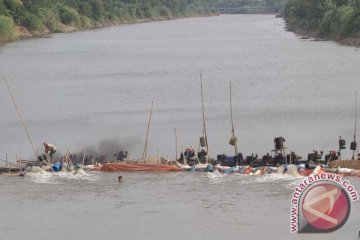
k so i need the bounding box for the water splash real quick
[26,169,98,184]
[254,173,303,183]
[206,171,226,184]
[26,172,55,184]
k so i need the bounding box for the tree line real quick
[2,0,359,45]
[283,0,360,40]
[214,0,286,10]
[0,0,217,43]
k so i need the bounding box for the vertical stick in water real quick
[230,81,238,155]
[175,128,178,160]
[158,148,160,165]
[143,98,154,159]
[352,92,357,160]
[4,80,38,159]
[200,74,209,164]
[82,147,87,165]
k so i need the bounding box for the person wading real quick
[44,142,56,160]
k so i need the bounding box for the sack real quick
[229,136,237,146]
[200,136,206,147]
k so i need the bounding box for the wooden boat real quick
[99,163,181,172]
[96,99,181,173]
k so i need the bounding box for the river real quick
[0,14,359,240]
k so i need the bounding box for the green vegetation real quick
[215,0,286,9]
[0,14,16,43]
[284,0,360,39]
[213,0,287,13]
[0,0,217,44]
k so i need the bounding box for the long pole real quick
[175,128,178,160]
[353,92,357,160]
[230,81,238,155]
[4,80,38,159]
[158,148,160,165]
[82,147,86,165]
[200,74,209,164]
[143,98,154,159]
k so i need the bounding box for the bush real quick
[0,14,15,42]
[0,0,7,15]
[159,6,172,19]
[319,8,337,37]
[91,0,105,22]
[80,15,92,28]
[37,8,62,32]
[58,6,81,26]
[21,12,44,31]
[118,7,132,21]
[4,0,22,11]
[4,0,25,24]
[336,6,357,37]
[351,14,360,34]
[77,1,92,18]
[145,7,160,19]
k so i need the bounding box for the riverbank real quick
[285,26,360,48]
[3,13,218,46]
[282,0,360,48]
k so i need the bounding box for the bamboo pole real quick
[4,80,38,160]
[230,81,238,155]
[200,74,209,164]
[190,145,200,164]
[158,148,160,165]
[175,128,178,161]
[289,150,292,164]
[6,154,10,174]
[143,98,154,159]
[352,92,357,160]
[82,147,86,165]
[0,158,18,167]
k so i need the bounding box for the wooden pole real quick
[190,145,200,163]
[4,80,38,160]
[352,92,357,160]
[289,149,292,164]
[175,128,178,161]
[230,81,238,155]
[158,148,160,165]
[143,98,154,159]
[6,154,10,174]
[16,150,19,168]
[82,147,86,165]
[339,136,342,161]
[200,74,209,164]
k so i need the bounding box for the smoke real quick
[59,137,142,162]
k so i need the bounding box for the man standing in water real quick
[44,142,56,160]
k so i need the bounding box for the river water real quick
[0,15,360,239]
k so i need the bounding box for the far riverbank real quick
[2,13,218,47]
